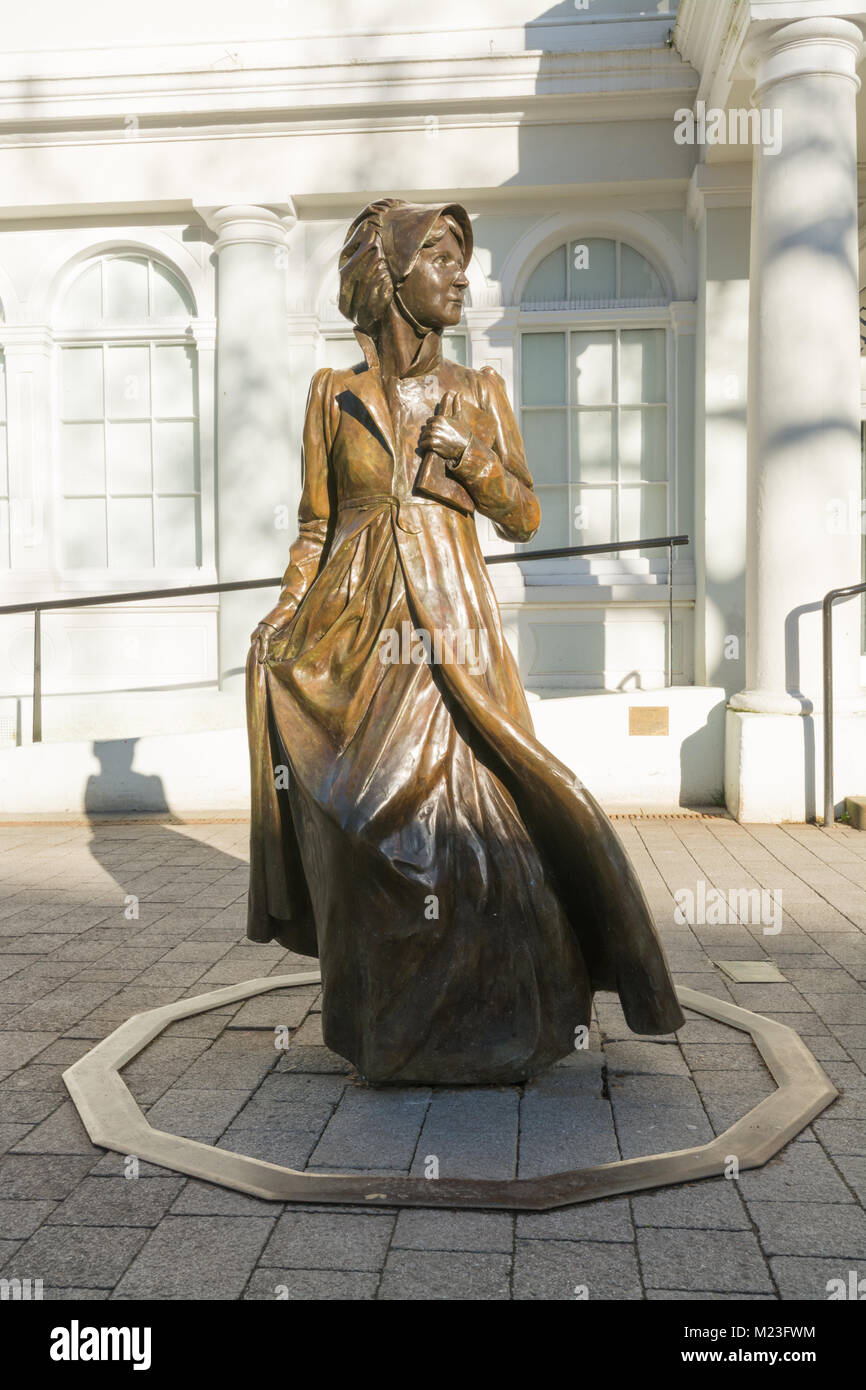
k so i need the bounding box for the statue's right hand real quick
[250,622,276,665]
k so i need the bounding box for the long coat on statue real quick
[246,202,683,1085]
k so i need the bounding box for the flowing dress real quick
[246,342,683,1084]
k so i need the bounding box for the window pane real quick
[522,333,566,406]
[571,330,614,405]
[570,238,616,299]
[0,425,6,497]
[572,486,614,545]
[521,486,568,550]
[620,244,664,299]
[442,334,466,365]
[521,410,567,485]
[109,497,153,568]
[0,499,8,567]
[109,422,152,494]
[107,346,150,419]
[59,261,103,325]
[620,407,667,482]
[0,356,6,421]
[154,421,197,493]
[104,256,149,321]
[571,410,614,484]
[522,245,567,304]
[151,262,194,318]
[63,498,106,567]
[620,329,666,404]
[157,496,198,567]
[153,345,195,417]
[620,483,667,545]
[61,348,103,419]
[61,423,105,494]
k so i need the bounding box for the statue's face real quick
[399,225,468,330]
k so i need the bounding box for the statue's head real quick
[338,199,472,337]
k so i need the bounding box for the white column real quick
[726,18,866,822]
[197,203,297,690]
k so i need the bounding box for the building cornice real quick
[0,46,698,137]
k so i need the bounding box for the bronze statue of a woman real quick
[245,199,683,1085]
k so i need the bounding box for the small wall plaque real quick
[629,706,669,736]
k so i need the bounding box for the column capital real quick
[0,325,54,357]
[194,201,297,252]
[742,17,865,99]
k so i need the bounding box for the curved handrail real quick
[822,579,866,826]
[0,533,689,743]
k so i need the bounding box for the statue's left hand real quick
[250,622,277,664]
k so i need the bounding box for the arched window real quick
[519,237,669,557]
[0,323,8,569]
[56,253,201,570]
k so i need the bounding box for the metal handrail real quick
[822,577,866,827]
[0,532,689,743]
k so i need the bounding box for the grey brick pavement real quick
[0,815,864,1300]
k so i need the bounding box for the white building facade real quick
[0,0,864,820]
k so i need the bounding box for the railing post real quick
[823,594,833,827]
[32,609,42,744]
[667,540,674,689]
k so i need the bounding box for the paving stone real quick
[516,1197,633,1243]
[0,1032,55,1082]
[645,1289,777,1300]
[9,1100,101,1156]
[811,1118,866,1156]
[392,1209,513,1252]
[46,1176,184,1228]
[734,1141,855,1204]
[519,1086,618,1176]
[112,1216,274,1299]
[169,1033,279,1093]
[613,1101,714,1159]
[833,1155,866,1204]
[378,1248,510,1300]
[680,1043,768,1072]
[244,1268,379,1300]
[770,1256,864,1300]
[311,1087,429,1170]
[275,1044,354,1075]
[608,1074,704,1106]
[604,1041,690,1076]
[0,1199,56,1238]
[409,1088,517,1181]
[169,1179,277,1218]
[0,1154,95,1199]
[2,1224,149,1288]
[512,1237,642,1300]
[631,1180,749,1230]
[261,1210,393,1271]
[745,1200,866,1258]
[144,1088,250,1141]
[226,986,318,1031]
[638,1228,773,1293]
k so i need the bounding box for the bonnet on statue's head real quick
[338,198,473,336]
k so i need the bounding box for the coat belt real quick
[337,493,425,534]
